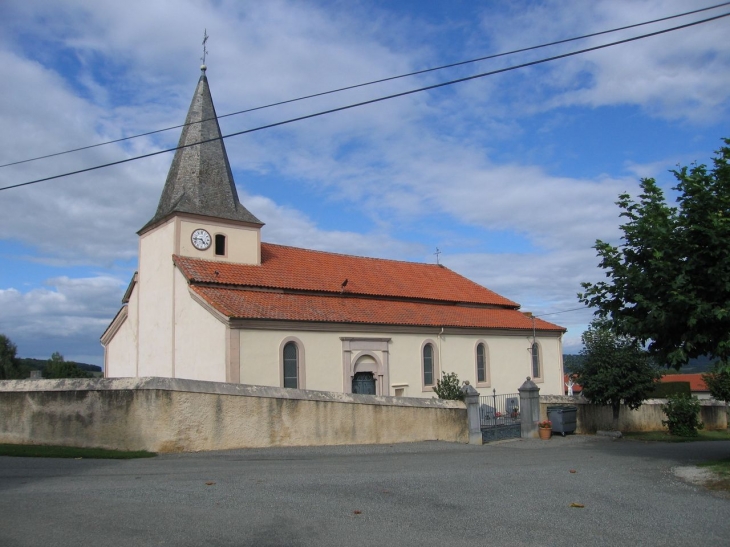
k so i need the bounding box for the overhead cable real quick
[2,1,729,169]
[2,10,729,193]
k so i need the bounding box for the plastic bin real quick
[547,405,577,436]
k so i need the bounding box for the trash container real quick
[547,406,577,436]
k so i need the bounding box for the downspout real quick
[438,327,444,376]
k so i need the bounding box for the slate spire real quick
[140,68,262,233]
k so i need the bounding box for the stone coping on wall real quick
[0,377,465,410]
[540,394,727,408]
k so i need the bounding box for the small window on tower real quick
[215,234,226,256]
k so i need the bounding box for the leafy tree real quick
[574,321,661,430]
[44,352,91,379]
[433,372,465,401]
[0,334,23,379]
[702,363,730,404]
[579,139,730,369]
[562,354,586,373]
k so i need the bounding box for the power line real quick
[2,1,729,170]
[2,10,729,193]
[534,306,589,318]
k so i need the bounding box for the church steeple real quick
[139,68,262,233]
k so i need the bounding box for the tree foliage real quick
[433,372,465,401]
[0,334,23,379]
[44,352,92,379]
[575,321,661,429]
[702,363,730,404]
[579,139,730,369]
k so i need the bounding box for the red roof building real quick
[660,374,712,398]
[102,68,566,398]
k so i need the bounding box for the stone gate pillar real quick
[462,381,482,445]
[519,377,540,439]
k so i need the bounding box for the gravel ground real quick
[0,435,728,547]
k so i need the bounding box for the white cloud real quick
[478,0,730,122]
[0,276,125,364]
[246,192,422,259]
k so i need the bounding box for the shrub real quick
[662,394,704,437]
[651,381,691,398]
[433,372,464,401]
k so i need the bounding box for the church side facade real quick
[101,67,566,398]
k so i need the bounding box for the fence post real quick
[518,377,540,439]
[462,381,482,445]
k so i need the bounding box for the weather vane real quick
[201,29,209,66]
[434,247,441,265]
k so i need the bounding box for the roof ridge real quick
[261,241,447,269]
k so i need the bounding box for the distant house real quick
[565,372,713,399]
[101,67,567,397]
[660,374,712,400]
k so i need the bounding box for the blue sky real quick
[1,0,729,366]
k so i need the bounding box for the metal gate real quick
[480,390,521,442]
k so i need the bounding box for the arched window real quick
[215,234,226,256]
[423,343,435,387]
[280,338,306,389]
[531,342,541,380]
[283,341,298,388]
[476,342,490,386]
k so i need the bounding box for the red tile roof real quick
[175,243,520,307]
[191,286,564,330]
[175,243,566,332]
[660,373,709,392]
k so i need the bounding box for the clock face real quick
[191,229,212,250]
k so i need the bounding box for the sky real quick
[1,0,729,366]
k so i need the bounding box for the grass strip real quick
[698,457,730,491]
[0,444,156,459]
[623,430,730,442]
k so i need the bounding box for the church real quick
[101,67,566,398]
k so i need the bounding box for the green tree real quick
[44,352,91,379]
[0,334,23,379]
[702,363,730,404]
[575,321,661,430]
[579,139,730,369]
[433,371,465,401]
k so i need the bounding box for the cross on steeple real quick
[201,29,209,67]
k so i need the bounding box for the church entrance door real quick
[352,372,376,395]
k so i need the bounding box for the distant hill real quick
[663,355,718,375]
[17,358,102,374]
[563,354,718,374]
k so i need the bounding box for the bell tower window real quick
[215,234,226,256]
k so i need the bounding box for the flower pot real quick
[538,427,552,440]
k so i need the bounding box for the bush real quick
[433,372,464,401]
[651,381,691,398]
[662,394,704,437]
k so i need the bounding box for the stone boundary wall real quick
[539,395,728,433]
[0,377,467,452]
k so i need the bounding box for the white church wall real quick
[103,309,137,378]
[137,220,176,377]
[237,327,564,398]
[173,268,227,383]
[239,330,344,392]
